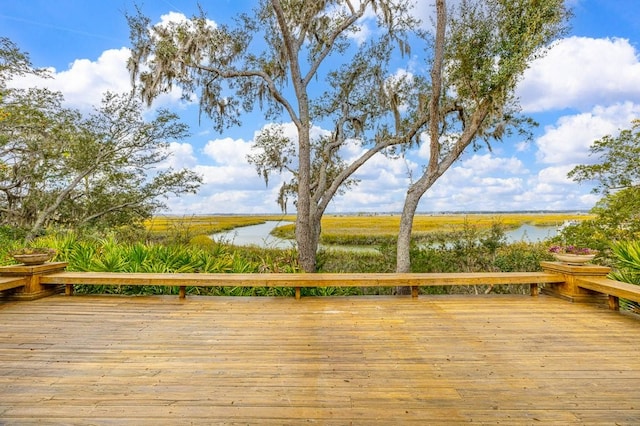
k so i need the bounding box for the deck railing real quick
[1,260,639,311]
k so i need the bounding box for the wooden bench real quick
[0,276,26,292]
[577,277,640,310]
[39,271,566,299]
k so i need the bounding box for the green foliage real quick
[590,187,640,240]
[1,40,202,240]
[189,234,216,250]
[315,224,554,296]
[495,242,553,272]
[320,234,397,246]
[560,120,640,253]
[610,241,640,283]
[408,221,506,273]
[395,0,569,272]
[127,1,421,272]
[410,224,554,295]
[316,247,395,274]
[0,222,563,297]
[554,221,617,264]
[0,225,27,243]
[609,241,640,312]
[447,0,569,106]
[569,119,640,195]
[6,230,303,296]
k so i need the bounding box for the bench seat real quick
[39,271,566,299]
[0,277,26,292]
[577,277,640,310]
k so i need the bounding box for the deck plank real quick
[0,294,639,424]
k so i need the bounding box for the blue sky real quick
[3,0,640,214]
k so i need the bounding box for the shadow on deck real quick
[1,294,639,424]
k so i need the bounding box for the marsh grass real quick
[145,214,295,241]
[317,213,593,243]
[207,213,593,246]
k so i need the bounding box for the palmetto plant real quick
[610,241,640,274]
[610,241,640,312]
[20,231,303,296]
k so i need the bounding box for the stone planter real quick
[11,249,56,266]
[552,253,596,265]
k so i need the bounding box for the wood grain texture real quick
[39,272,565,300]
[577,276,640,303]
[0,277,25,292]
[40,271,566,286]
[1,294,639,424]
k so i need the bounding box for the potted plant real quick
[10,247,57,266]
[549,245,597,265]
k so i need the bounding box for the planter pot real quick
[11,249,56,266]
[553,253,596,265]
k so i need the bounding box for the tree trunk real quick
[25,168,97,242]
[296,214,319,272]
[396,189,421,273]
[395,0,446,284]
[296,121,317,272]
[395,185,421,294]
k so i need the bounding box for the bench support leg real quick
[608,295,620,311]
[179,286,186,299]
[295,287,301,300]
[411,286,419,298]
[65,284,74,296]
[530,283,539,297]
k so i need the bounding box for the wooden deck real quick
[1,294,639,424]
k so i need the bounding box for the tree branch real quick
[193,63,300,126]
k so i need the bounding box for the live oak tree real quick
[563,119,640,245]
[0,40,202,240]
[127,0,417,272]
[394,0,570,274]
[0,37,49,94]
[569,119,640,196]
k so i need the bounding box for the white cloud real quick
[9,48,132,111]
[195,164,263,187]
[460,154,527,175]
[198,137,276,189]
[167,187,283,215]
[8,46,185,112]
[518,37,640,113]
[158,11,217,30]
[429,173,523,211]
[348,22,372,46]
[203,137,253,166]
[535,102,640,165]
[160,142,198,170]
[158,11,189,26]
[537,165,575,185]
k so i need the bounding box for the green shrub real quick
[495,241,553,272]
[609,241,640,312]
[0,226,580,297]
[189,234,216,250]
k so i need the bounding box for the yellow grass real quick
[320,213,594,237]
[146,213,593,238]
[144,215,295,235]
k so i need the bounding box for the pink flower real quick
[549,245,597,255]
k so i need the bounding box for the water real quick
[212,221,558,249]
[505,224,558,242]
[211,221,295,249]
